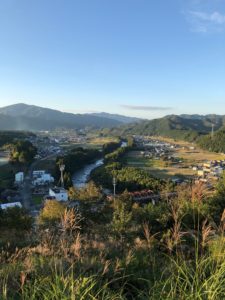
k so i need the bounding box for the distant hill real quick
[0,103,135,131]
[104,114,225,142]
[90,112,142,124]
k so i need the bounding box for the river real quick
[72,141,127,188]
[0,152,9,166]
[72,159,104,188]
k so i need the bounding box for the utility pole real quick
[113,176,117,201]
[211,123,215,139]
[59,164,65,188]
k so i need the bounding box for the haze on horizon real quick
[0,0,224,119]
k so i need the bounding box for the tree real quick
[0,207,33,230]
[111,191,132,236]
[9,140,37,164]
[38,200,66,226]
[69,181,102,202]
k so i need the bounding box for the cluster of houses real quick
[15,170,55,186]
[194,160,225,180]
[137,139,185,166]
[38,129,87,145]
[2,168,68,212]
[35,144,63,160]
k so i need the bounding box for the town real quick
[1,133,225,214]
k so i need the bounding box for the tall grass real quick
[1,185,225,299]
[148,249,225,300]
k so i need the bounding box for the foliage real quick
[151,253,225,300]
[0,131,35,147]
[0,206,33,230]
[91,165,164,193]
[68,181,102,202]
[198,127,225,153]
[38,200,66,226]
[104,146,128,164]
[9,140,37,164]
[0,181,225,299]
[102,141,121,155]
[111,192,133,235]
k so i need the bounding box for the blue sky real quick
[0,0,224,119]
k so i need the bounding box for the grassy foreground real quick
[1,179,225,299]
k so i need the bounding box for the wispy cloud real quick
[121,105,172,111]
[186,10,225,33]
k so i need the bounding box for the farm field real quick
[124,151,196,179]
[88,136,119,145]
[151,136,225,161]
[60,136,119,151]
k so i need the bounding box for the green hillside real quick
[198,127,225,153]
[103,115,224,142]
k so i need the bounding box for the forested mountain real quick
[0,103,125,130]
[103,115,225,146]
[102,114,225,143]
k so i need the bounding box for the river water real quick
[0,152,8,166]
[72,159,104,188]
[72,141,127,188]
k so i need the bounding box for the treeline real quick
[91,136,165,193]
[104,146,128,163]
[0,206,32,231]
[198,127,225,153]
[104,137,134,164]
[102,141,121,155]
[91,165,164,193]
[0,131,35,147]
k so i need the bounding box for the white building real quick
[33,170,45,177]
[15,172,24,183]
[0,202,22,210]
[49,188,68,201]
[32,170,54,186]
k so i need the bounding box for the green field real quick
[61,136,119,151]
[125,151,196,179]
[88,136,119,145]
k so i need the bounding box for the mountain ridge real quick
[103,114,225,143]
[0,103,128,130]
